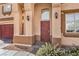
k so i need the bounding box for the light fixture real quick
[55,12,58,19]
[27,16,30,21]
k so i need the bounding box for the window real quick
[65,13,79,32]
[2,3,12,15]
[41,9,49,21]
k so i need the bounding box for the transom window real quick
[65,13,79,32]
[41,9,49,21]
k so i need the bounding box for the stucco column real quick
[13,4,20,36]
[52,4,62,47]
[24,3,34,36]
[13,4,35,45]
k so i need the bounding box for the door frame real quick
[40,8,51,42]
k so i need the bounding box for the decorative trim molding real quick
[0,17,14,20]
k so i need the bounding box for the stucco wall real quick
[51,4,62,47]
[52,6,61,38]
[13,4,20,36]
[62,3,79,10]
[0,4,20,36]
[24,3,34,36]
[13,4,35,45]
[0,4,14,24]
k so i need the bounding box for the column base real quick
[52,37,61,48]
[13,35,35,45]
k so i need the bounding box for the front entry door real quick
[41,9,50,42]
[41,21,50,42]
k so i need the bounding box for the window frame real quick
[61,9,79,37]
[2,3,12,15]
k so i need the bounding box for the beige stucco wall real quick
[61,3,79,46]
[13,4,20,36]
[51,4,62,46]
[0,4,14,24]
[24,3,34,36]
[13,3,35,45]
[52,4,61,38]
[61,3,79,10]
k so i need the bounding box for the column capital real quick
[52,3,61,7]
[24,3,34,11]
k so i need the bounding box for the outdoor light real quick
[55,12,58,19]
[27,16,30,21]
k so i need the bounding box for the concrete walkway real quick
[0,49,35,56]
[0,40,35,56]
[0,40,10,49]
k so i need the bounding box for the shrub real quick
[36,43,79,56]
[36,43,54,56]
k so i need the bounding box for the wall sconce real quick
[55,12,58,19]
[27,16,30,21]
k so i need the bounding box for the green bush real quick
[36,43,79,56]
[36,43,54,56]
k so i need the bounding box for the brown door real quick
[0,24,13,40]
[41,21,50,42]
[0,25,2,39]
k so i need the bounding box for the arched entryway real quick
[41,8,50,42]
[34,3,52,43]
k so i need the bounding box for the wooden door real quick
[0,25,2,39]
[41,21,50,42]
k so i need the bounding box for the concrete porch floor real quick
[0,40,43,56]
[0,40,34,56]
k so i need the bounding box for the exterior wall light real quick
[55,12,58,19]
[27,16,30,21]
